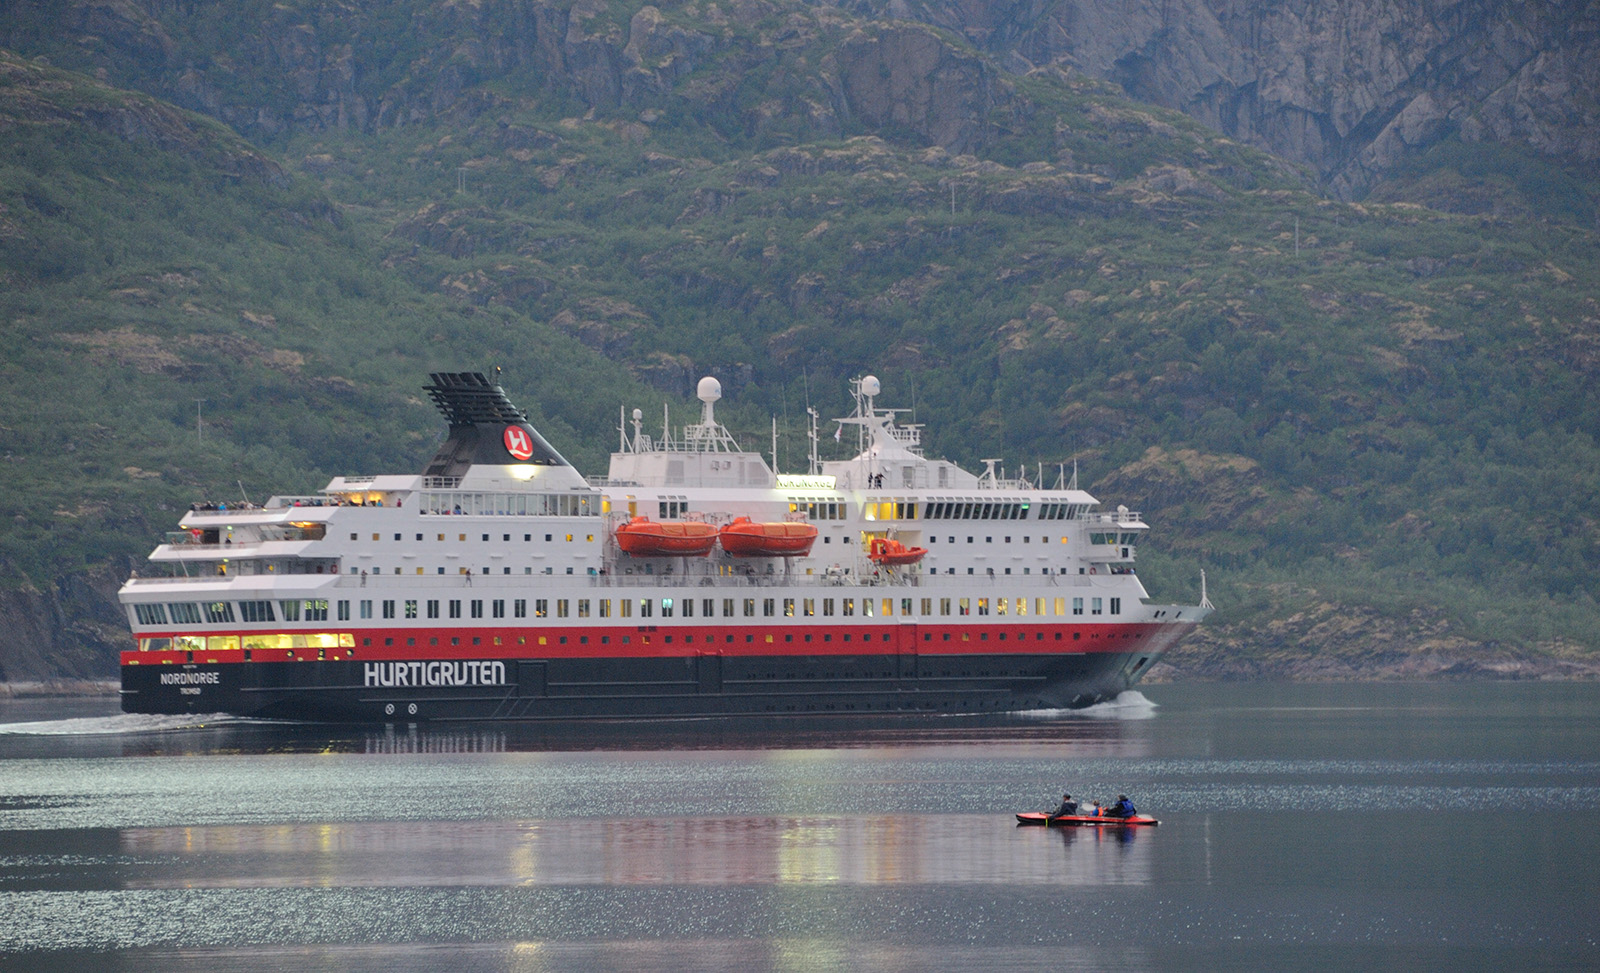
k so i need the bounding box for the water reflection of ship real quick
[331,714,1158,757]
[117,814,1151,888]
[363,726,509,755]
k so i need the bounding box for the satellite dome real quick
[697,376,722,403]
[861,375,881,398]
[632,408,643,421]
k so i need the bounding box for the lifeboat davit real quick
[719,517,819,557]
[868,537,927,566]
[615,517,718,557]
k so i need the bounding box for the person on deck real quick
[1106,794,1137,818]
[1050,794,1079,818]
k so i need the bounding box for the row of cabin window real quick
[351,531,593,543]
[135,600,330,626]
[137,594,1124,629]
[415,492,599,517]
[355,594,1122,621]
[867,501,1090,521]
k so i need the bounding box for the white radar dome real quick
[632,408,643,420]
[861,375,881,397]
[697,376,723,403]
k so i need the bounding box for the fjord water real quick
[0,683,1595,972]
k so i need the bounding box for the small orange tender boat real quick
[615,517,718,557]
[719,517,819,557]
[867,537,927,566]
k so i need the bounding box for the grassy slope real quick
[0,0,1598,678]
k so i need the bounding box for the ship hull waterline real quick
[121,620,1195,722]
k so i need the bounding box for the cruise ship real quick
[118,372,1211,721]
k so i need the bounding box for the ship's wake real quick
[0,712,250,735]
[1018,690,1158,721]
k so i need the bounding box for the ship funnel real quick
[421,372,572,480]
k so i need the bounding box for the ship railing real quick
[125,575,228,585]
[161,538,269,550]
[1082,510,1143,525]
[585,572,923,588]
[422,476,462,489]
[267,496,340,508]
[183,502,269,517]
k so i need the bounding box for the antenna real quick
[195,398,205,443]
[1201,569,1213,609]
[237,480,251,505]
[1069,458,1079,490]
[807,407,821,474]
[771,416,779,474]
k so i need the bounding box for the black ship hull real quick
[122,646,1162,722]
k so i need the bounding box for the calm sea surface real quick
[0,682,1595,972]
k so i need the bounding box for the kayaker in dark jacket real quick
[1107,794,1137,818]
[1050,794,1079,818]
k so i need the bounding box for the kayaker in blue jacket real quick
[1106,794,1137,818]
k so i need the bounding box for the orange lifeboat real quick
[868,537,927,566]
[718,517,819,557]
[615,517,718,557]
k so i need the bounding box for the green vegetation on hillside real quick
[0,0,1598,678]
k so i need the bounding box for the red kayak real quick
[1016,812,1159,827]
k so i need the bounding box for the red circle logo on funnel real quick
[503,426,534,461]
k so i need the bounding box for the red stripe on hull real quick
[122,621,1183,667]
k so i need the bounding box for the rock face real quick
[0,561,130,681]
[832,23,1021,156]
[840,0,1600,197]
[0,51,287,187]
[11,0,1592,194]
[4,0,1021,158]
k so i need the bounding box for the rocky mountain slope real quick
[6,0,1594,203]
[836,0,1600,200]
[0,2,1597,684]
